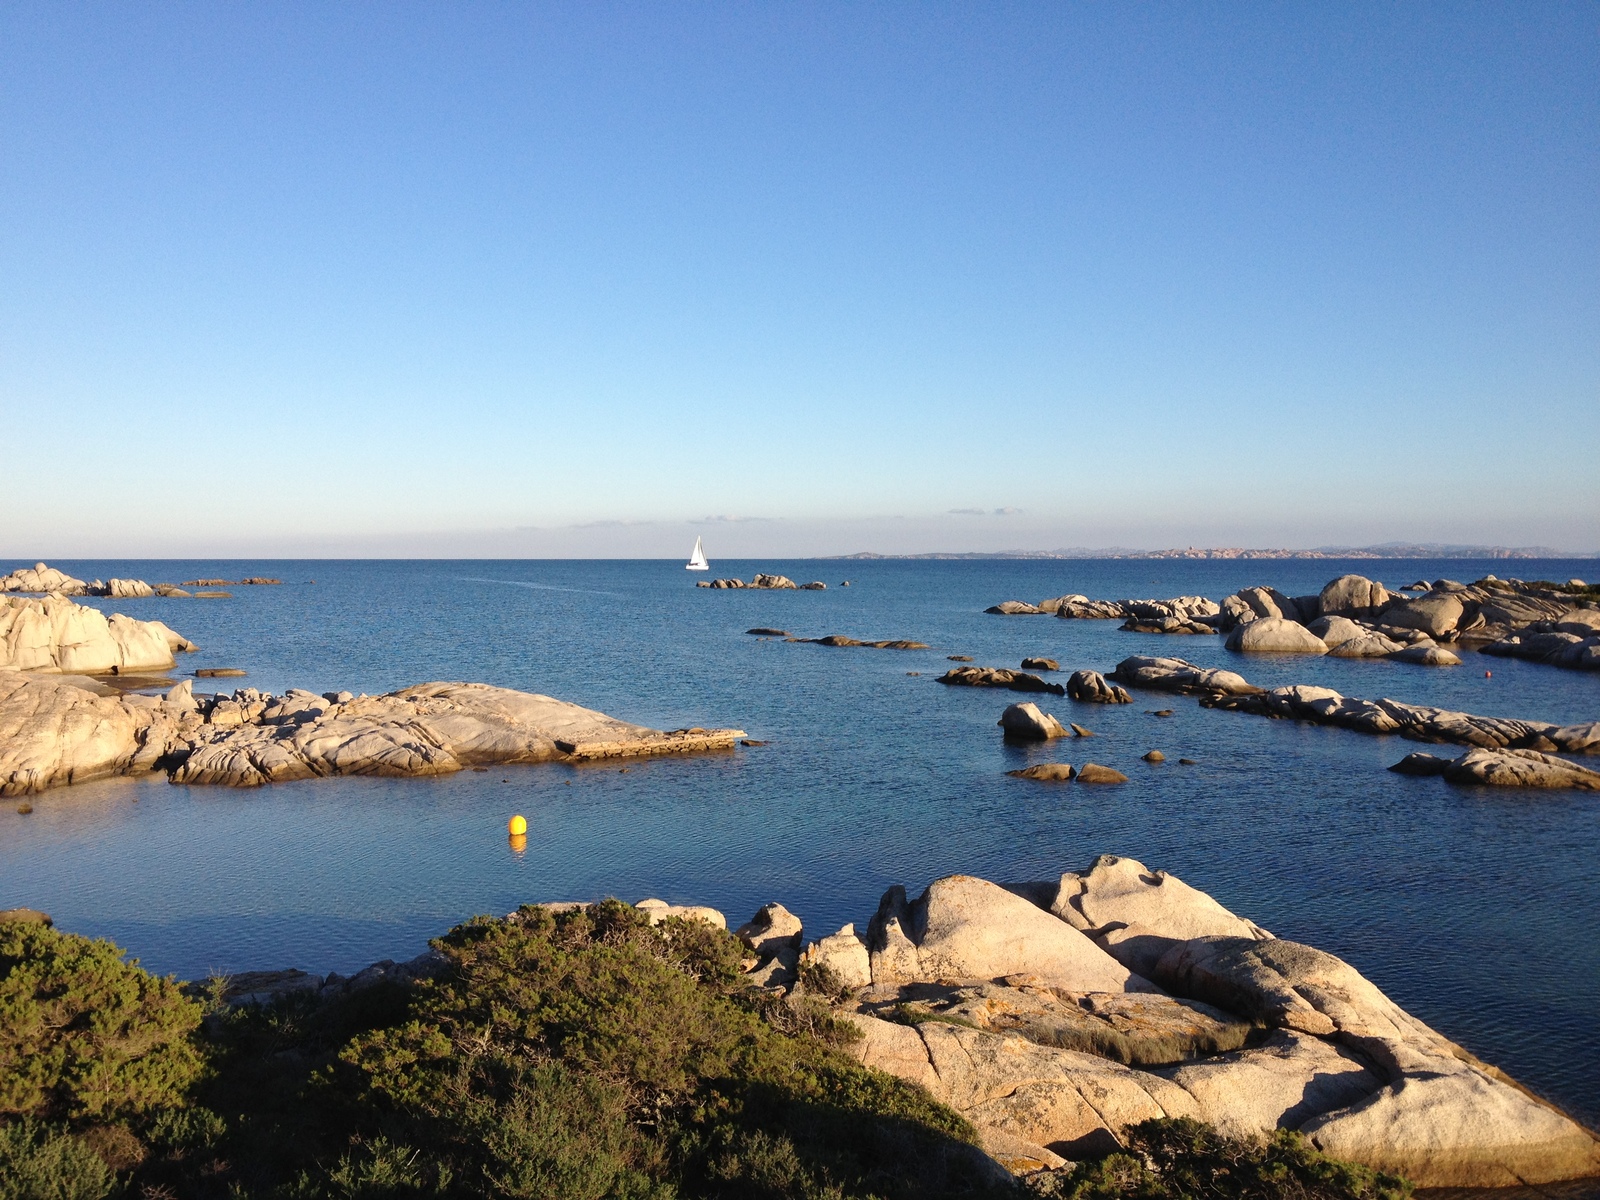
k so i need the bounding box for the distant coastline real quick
[828,543,1598,561]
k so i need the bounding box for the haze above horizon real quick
[2,4,1596,558]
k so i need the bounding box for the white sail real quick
[686,536,709,570]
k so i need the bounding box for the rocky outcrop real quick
[997,702,1069,740]
[986,600,1043,615]
[0,563,88,594]
[1075,763,1127,783]
[1224,617,1328,655]
[1065,670,1132,704]
[1040,596,1221,628]
[827,860,1600,1187]
[936,667,1064,696]
[700,573,802,590]
[1318,574,1392,617]
[1120,615,1216,634]
[1392,747,1600,790]
[1481,608,1600,671]
[0,675,744,795]
[1,595,196,674]
[794,635,929,649]
[1198,677,1600,756]
[1108,656,1259,696]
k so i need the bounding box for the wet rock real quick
[800,581,826,590]
[798,635,930,649]
[1007,763,1075,781]
[746,627,789,636]
[195,668,247,677]
[937,666,1064,696]
[1439,747,1600,790]
[1076,763,1126,783]
[997,702,1069,740]
[751,574,798,589]
[1388,752,1450,776]
[1388,644,1461,666]
[1065,670,1132,704]
[947,655,973,662]
[1020,657,1059,671]
[1069,723,1094,737]
[1142,750,1165,763]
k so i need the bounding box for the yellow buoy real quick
[508,814,527,836]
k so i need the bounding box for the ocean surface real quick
[3,557,1598,1133]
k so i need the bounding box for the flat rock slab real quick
[938,666,1064,696]
[2,675,743,794]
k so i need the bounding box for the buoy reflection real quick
[508,833,527,855]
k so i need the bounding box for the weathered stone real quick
[867,875,1141,993]
[986,600,1044,615]
[1075,763,1126,783]
[1065,670,1132,704]
[0,563,88,594]
[1020,657,1059,671]
[1142,750,1165,763]
[998,702,1068,740]
[1317,575,1392,618]
[1224,617,1328,655]
[1109,657,1259,696]
[1381,592,1465,639]
[751,574,798,589]
[634,898,727,929]
[1388,752,1449,776]
[735,902,803,957]
[938,666,1064,696]
[799,923,871,989]
[0,595,196,673]
[1440,747,1600,790]
[1007,763,1075,781]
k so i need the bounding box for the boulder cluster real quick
[985,573,1600,670]
[0,561,234,599]
[697,573,827,589]
[0,674,744,795]
[680,859,1600,1187]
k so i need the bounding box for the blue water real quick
[3,557,1597,1132]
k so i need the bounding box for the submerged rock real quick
[1020,657,1059,671]
[1109,656,1258,696]
[985,600,1043,615]
[1075,763,1127,783]
[796,635,929,649]
[1007,762,1076,781]
[937,666,1064,696]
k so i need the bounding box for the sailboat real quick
[686,536,709,571]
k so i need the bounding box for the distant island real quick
[830,543,1596,561]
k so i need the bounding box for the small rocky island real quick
[987,572,1600,670]
[0,594,742,795]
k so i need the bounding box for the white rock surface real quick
[0,595,196,674]
[1224,617,1329,655]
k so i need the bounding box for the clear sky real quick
[2,3,1596,557]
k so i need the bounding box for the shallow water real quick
[3,557,1598,1130]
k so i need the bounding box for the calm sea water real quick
[3,557,1598,1130]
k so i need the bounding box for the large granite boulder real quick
[865,875,1140,993]
[1381,591,1465,639]
[0,596,196,673]
[1219,585,1303,629]
[1224,617,1329,655]
[837,863,1600,1187]
[1439,747,1600,790]
[0,673,147,795]
[997,701,1069,740]
[0,563,88,594]
[1317,575,1392,618]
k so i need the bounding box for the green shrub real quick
[0,1119,118,1200]
[1026,1117,1412,1200]
[0,923,205,1124]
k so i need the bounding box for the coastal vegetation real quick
[0,907,1413,1200]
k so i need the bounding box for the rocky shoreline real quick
[987,572,1600,671]
[192,859,1600,1188]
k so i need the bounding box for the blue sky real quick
[2,3,1595,556]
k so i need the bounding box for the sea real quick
[3,557,1597,1136]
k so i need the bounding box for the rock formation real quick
[1065,669,1132,704]
[696,573,800,589]
[997,701,1069,740]
[936,666,1065,696]
[1,595,197,673]
[0,563,88,594]
[816,859,1600,1186]
[1108,656,1259,696]
[1390,747,1600,790]
[0,674,744,795]
[1224,616,1329,655]
[793,635,929,649]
